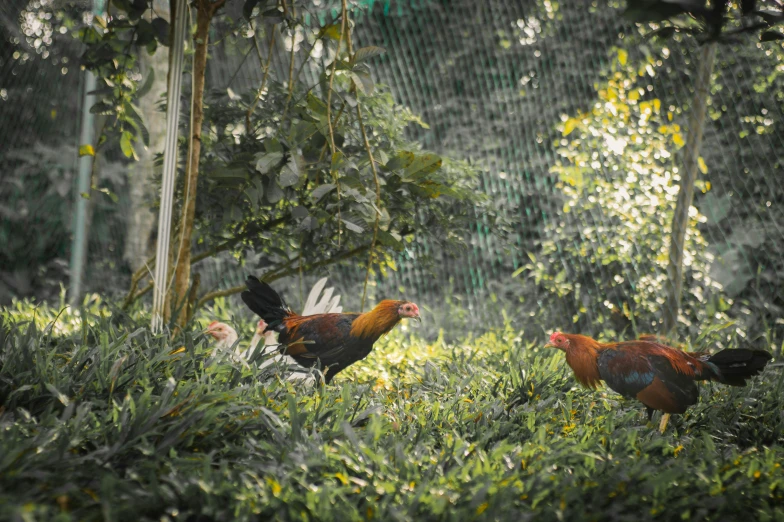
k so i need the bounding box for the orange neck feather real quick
[350,300,403,340]
[563,334,603,389]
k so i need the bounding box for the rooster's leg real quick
[646,407,654,422]
[659,413,670,434]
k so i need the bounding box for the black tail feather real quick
[240,276,291,329]
[708,348,773,386]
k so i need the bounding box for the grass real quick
[1,302,783,521]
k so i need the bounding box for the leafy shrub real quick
[516,51,736,346]
[1,302,781,521]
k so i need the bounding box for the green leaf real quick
[404,153,442,178]
[45,383,69,406]
[279,156,300,188]
[312,183,336,201]
[254,151,284,174]
[342,219,363,233]
[137,69,155,98]
[350,71,375,95]
[98,187,119,203]
[120,131,134,158]
[353,46,386,64]
[291,206,309,219]
[760,30,784,41]
[755,9,784,26]
[136,19,155,47]
[152,18,170,45]
[384,151,415,172]
[376,230,403,251]
[267,178,284,203]
[318,24,342,40]
[89,101,114,115]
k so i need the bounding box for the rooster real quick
[546,332,772,432]
[241,275,420,384]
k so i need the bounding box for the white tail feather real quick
[301,277,342,315]
[302,277,328,315]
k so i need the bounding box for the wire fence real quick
[2,0,783,344]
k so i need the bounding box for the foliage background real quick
[3,0,782,350]
[1,302,782,520]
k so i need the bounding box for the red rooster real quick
[546,332,772,431]
[241,276,421,384]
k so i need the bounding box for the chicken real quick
[240,275,420,384]
[205,319,313,382]
[249,319,277,353]
[546,332,772,432]
[206,321,239,354]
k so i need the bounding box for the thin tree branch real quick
[283,0,297,115]
[325,8,347,247]
[356,101,381,312]
[194,244,371,310]
[246,25,276,134]
[123,215,290,309]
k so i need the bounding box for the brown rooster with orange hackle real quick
[546,332,772,432]
[241,276,420,384]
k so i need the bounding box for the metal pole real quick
[152,0,188,332]
[69,0,105,306]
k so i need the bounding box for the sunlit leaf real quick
[120,131,134,158]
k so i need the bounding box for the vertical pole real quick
[152,0,188,333]
[69,0,105,306]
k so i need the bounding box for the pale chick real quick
[206,321,239,355]
[249,318,277,353]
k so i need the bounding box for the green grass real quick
[1,305,783,522]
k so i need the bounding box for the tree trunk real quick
[125,1,170,273]
[662,42,717,337]
[171,0,224,328]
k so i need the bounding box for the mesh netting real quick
[2,0,783,344]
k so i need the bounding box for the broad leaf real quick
[350,71,375,95]
[312,183,336,201]
[353,46,386,64]
[254,152,284,174]
[760,30,784,41]
[342,219,364,233]
[267,178,284,203]
[120,131,134,158]
[279,156,300,188]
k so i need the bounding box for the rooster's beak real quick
[544,342,556,348]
